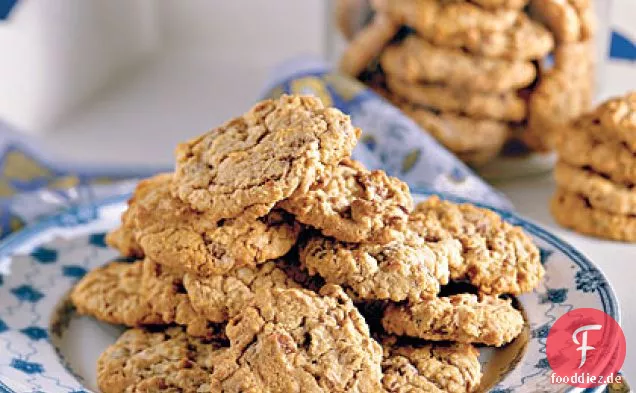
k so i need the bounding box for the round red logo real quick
[546,308,626,388]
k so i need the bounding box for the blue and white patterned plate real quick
[0,192,620,393]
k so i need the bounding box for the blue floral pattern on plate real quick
[0,192,621,392]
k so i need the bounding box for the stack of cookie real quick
[551,92,636,242]
[338,0,595,165]
[70,95,545,393]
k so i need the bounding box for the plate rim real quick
[0,190,621,393]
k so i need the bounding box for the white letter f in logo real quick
[572,324,602,368]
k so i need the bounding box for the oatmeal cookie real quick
[105,174,174,258]
[132,173,301,276]
[279,158,412,244]
[554,161,636,215]
[210,285,384,392]
[183,260,301,323]
[557,125,636,185]
[387,76,527,121]
[174,95,360,220]
[382,294,525,346]
[530,0,595,43]
[378,0,519,38]
[402,105,509,166]
[70,261,164,327]
[382,338,481,393]
[588,92,636,151]
[461,0,529,9]
[409,197,544,295]
[551,188,636,242]
[382,37,536,93]
[298,233,455,302]
[339,14,399,77]
[97,327,227,393]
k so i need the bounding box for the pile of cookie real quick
[338,0,595,165]
[70,95,545,393]
[552,92,636,242]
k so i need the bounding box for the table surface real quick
[29,49,636,378]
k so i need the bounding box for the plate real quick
[0,192,620,393]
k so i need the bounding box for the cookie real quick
[462,0,529,9]
[174,95,360,220]
[387,76,527,121]
[279,158,412,244]
[131,173,301,276]
[587,92,636,151]
[298,233,455,302]
[381,36,537,93]
[551,188,636,242]
[97,327,227,393]
[339,14,399,77]
[405,12,553,60]
[530,0,595,43]
[554,161,636,215]
[382,294,525,346]
[105,174,173,258]
[524,41,594,151]
[409,197,544,295]
[382,338,481,393]
[210,285,384,392]
[402,105,509,166]
[378,0,519,38]
[183,260,301,323]
[557,125,636,185]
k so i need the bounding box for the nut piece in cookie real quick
[381,36,536,93]
[299,233,454,302]
[174,95,360,220]
[131,173,301,276]
[381,337,481,393]
[97,327,227,393]
[551,188,636,242]
[410,197,544,295]
[554,161,636,216]
[183,259,301,323]
[210,285,384,392]
[279,158,412,244]
[382,294,525,347]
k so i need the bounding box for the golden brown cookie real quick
[587,92,636,151]
[71,260,224,338]
[554,161,636,215]
[97,327,227,393]
[524,41,594,151]
[381,36,537,92]
[339,14,399,77]
[557,124,636,185]
[402,105,509,166]
[409,197,544,295]
[378,0,519,39]
[382,294,525,346]
[70,261,164,327]
[131,173,301,276]
[530,0,595,43]
[298,233,455,302]
[551,188,636,242]
[463,0,529,9]
[105,174,173,258]
[210,286,384,392]
[387,76,527,121]
[174,95,360,220]
[279,158,412,244]
[183,260,301,323]
[382,338,481,393]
